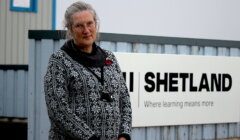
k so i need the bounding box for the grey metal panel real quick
[148,44,163,54]
[129,43,147,140]
[164,44,177,54]
[5,70,15,116]
[218,47,230,56]
[203,124,216,140]
[15,70,28,117]
[148,44,159,53]
[28,39,36,140]
[0,69,28,118]
[189,125,202,140]
[28,39,51,140]
[228,123,236,138]
[133,43,148,53]
[238,123,240,137]
[163,126,176,140]
[132,128,146,140]
[191,46,203,55]
[59,39,67,51]
[52,40,60,52]
[0,70,4,114]
[216,124,228,139]
[39,39,54,140]
[230,48,240,57]
[216,47,229,139]
[204,46,217,56]
[176,45,190,140]
[163,44,178,140]
[177,45,190,55]
[202,46,217,140]
[29,31,240,48]
[100,41,116,52]
[116,42,132,52]
[35,40,43,139]
[146,127,161,140]
[229,48,240,138]
[177,125,188,140]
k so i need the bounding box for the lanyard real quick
[85,65,113,102]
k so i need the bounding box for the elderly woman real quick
[44,1,132,140]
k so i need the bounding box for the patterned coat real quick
[44,43,132,140]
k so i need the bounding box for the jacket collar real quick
[61,39,107,67]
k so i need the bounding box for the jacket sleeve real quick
[114,55,132,137]
[44,55,95,140]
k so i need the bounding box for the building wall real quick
[0,0,52,65]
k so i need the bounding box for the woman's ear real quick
[66,28,73,39]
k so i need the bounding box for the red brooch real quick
[104,59,113,66]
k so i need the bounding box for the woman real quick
[44,1,132,140]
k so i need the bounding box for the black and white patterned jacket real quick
[44,42,132,140]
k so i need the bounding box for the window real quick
[10,0,37,13]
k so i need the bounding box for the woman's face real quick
[70,10,97,50]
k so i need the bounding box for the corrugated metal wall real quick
[28,32,240,140]
[0,0,52,65]
[0,66,28,118]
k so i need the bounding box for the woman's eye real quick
[76,24,82,28]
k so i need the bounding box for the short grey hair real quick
[64,1,99,38]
